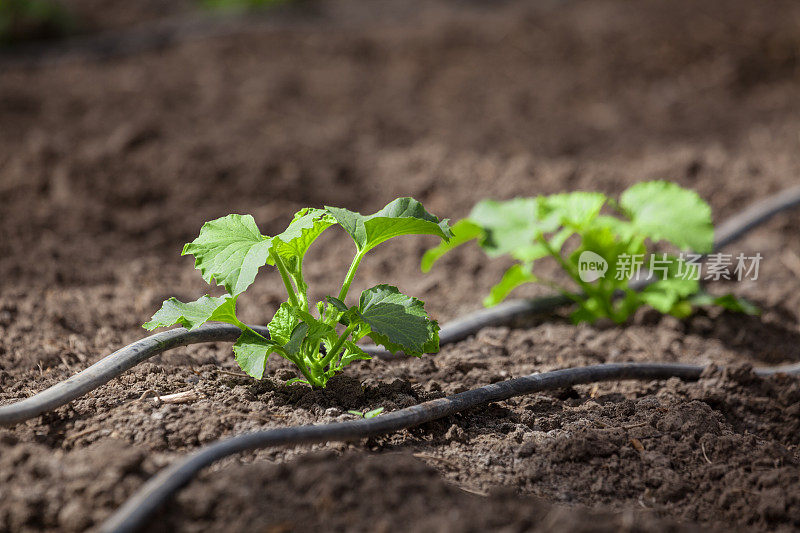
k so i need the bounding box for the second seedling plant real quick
[423,181,755,323]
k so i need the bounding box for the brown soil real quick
[2,0,800,531]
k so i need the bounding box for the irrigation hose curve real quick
[2,185,800,427]
[99,360,800,533]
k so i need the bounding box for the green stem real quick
[271,253,300,308]
[319,323,356,370]
[538,236,616,319]
[296,360,320,387]
[601,279,625,323]
[304,357,325,385]
[291,261,309,312]
[538,277,583,304]
[337,250,366,302]
[274,344,321,387]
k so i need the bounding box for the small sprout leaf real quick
[347,407,384,418]
[284,322,310,355]
[689,292,760,315]
[365,407,384,418]
[326,296,349,312]
[639,275,699,313]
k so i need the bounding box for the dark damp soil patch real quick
[158,450,703,533]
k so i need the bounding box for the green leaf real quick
[642,278,698,309]
[570,226,645,285]
[594,215,636,241]
[668,300,694,319]
[542,192,606,230]
[284,322,310,355]
[326,197,452,254]
[364,407,384,418]
[303,319,336,351]
[462,194,604,259]
[182,214,272,296]
[326,296,349,312]
[612,251,698,314]
[717,294,759,315]
[570,298,606,324]
[637,255,700,313]
[143,295,239,331]
[346,407,383,418]
[620,181,713,253]
[637,291,675,314]
[549,227,575,253]
[285,377,310,386]
[339,340,372,367]
[509,243,548,263]
[484,263,536,307]
[268,208,335,263]
[420,219,483,272]
[293,308,320,325]
[233,327,273,378]
[357,284,439,355]
[511,227,573,263]
[690,292,760,315]
[470,197,555,257]
[419,183,715,327]
[639,286,683,314]
[267,303,298,345]
[279,314,335,358]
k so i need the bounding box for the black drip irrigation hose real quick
[100,361,800,533]
[1,185,800,427]
[0,324,269,426]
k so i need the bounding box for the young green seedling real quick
[347,407,384,419]
[145,198,452,388]
[423,181,756,324]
